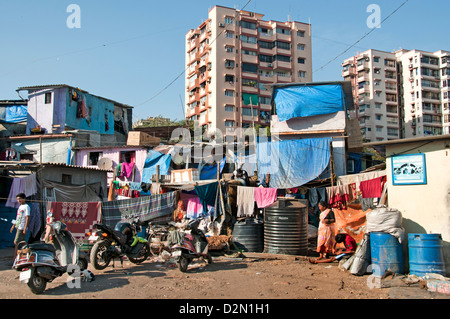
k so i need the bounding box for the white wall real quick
[386,139,450,274]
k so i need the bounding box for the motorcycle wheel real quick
[27,269,47,295]
[178,255,189,272]
[128,242,150,264]
[90,240,111,270]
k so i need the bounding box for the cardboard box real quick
[171,169,199,183]
[127,131,160,146]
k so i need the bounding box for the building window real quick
[224,17,234,25]
[225,120,234,127]
[240,35,257,44]
[225,90,234,97]
[225,31,233,38]
[242,63,258,73]
[225,45,233,53]
[225,105,234,112]
[297,58,306,64]
[275,41,290,50]
[242,78,258,87]
[89,152,103,166]
[258,41,274,49]
[275,55,291,63]
[297,44,305,51]
[276,28,290,35]
[297,30,305,37]
[241,20,257,30]
[225,60,235,68]
[45,92,52,104]
[225,75,235,83]
[298,71,306,78]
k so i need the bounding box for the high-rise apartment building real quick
[185,5,312,135]
[342,49,450,142]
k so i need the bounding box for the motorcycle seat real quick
[28,243,56,253]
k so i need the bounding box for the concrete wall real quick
[386,139,450,274]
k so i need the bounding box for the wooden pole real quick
[329,141,335,187]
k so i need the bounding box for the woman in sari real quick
[315,201,336,260]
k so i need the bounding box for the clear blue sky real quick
[0,0,447,123]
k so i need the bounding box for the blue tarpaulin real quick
[199,157,226,180]
[257,137,332,188]
[3,105,27,123]
[273,84,345,122]
[141,150,172,183]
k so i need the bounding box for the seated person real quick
[308,233,357,264]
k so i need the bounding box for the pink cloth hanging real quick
[254,187,278,208]
[121,162,135,178]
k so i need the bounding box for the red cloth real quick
[344,234,358,251]
[49,201,102,240]
[360,177,383,198]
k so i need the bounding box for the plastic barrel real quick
[232,218,264,252]
[408,233,446,277]
[370,232,404,277]
[264,199,308,255]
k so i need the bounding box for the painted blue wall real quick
[65,90,115,135]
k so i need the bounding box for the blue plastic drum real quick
[370,232,404,277]
[408,233,446,277]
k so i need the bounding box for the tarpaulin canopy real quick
[3,105,27,123]
[257,137,332,188]
[141,150,171,183]
[273,84,345,122]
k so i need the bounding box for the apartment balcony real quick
[241,54,258,64]
[241,41,258,51]
[241,71,258,79]
[275,32,291,42]
[241,85,258,94]
[274,60,292,70]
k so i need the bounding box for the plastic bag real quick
[366,206,405,243]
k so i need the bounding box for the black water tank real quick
[231,218,264,253]
[264,199,308,255]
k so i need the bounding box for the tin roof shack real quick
[365,134,450,275]
[16,84,133,146]
[73,145,151,187]
[0,161,109,248]
[270,81,362,183]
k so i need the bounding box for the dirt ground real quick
[0,247,389,300]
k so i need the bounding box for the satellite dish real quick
[97,158,113,170]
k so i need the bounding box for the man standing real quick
[10,193,30,257]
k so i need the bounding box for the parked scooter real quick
[12,221,93,295]
[88,216,150,270]
[170,219,212,272]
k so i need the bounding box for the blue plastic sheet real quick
[4,105,27,123]
[257,137,332,188]
[273,84,345,122]
[141,150,172,183]
[200,157,226,180]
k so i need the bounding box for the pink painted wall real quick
[75,146,148,186]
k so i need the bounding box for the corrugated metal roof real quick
[0,160,112,172]
[16,84,133,108]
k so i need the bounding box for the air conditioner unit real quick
[219,23,225,27]
[268,63,273,67]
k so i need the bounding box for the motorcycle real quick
[170,219,213,272]
[88,216,150,270]
[12,221,93,295]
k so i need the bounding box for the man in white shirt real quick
[10,193,30,257]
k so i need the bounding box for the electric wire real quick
[313,0,410,74]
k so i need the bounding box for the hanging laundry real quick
[254,187,277,208]
[6,174,38,208]
[76,95,88,119]
[237,186,255,218]
[121,162,135,179]
[49,201,102,240]
[194,182,218,214]
[360,176,385,199]
[185,196,204,220]
[326,184,351,209]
